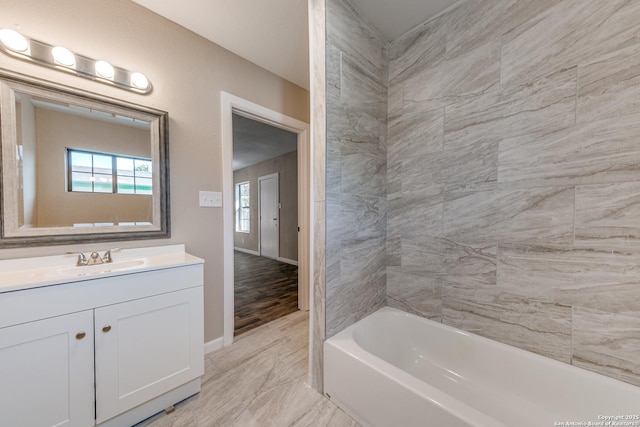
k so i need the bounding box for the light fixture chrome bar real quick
[0,29,152,94]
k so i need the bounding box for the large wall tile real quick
[575,182,640,245]
[444,67,576,145]
[386,236,401,267]
[387,83,403,128]
[326,0,386,83]
[445,0,564,57]
[498,244,640,315]
[501,0,640,89]
[387,267,442,320]
[443,187,574,244]
[388,99,443,166]
[339,194,386,241]
[498,117,640,189]
[340,52,387,120]
[441,40,501,98]
[326,237,387,337]
[442,283,572,363]
[388,190,443,240]
[401,152,443,194]
[389,13,447,85]
[325,193,342,294]
[386,159,402,201]
[403,62,447,106]
[577,45,640,125]
[573,308,640,387]
[400,237,497,287]
[326,44,342,100]
[403,40,501,106]
[340,139,385,197]
[440,135,498,194]
[325,0,388,341]
[328,105,382,144]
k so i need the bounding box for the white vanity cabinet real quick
[0,311,95,427]
[0,246,204,427]
[95,287,203,424]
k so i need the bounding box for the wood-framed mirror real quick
[0,70,169,247]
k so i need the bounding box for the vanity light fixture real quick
[95,60,114,79]
[52,46,75,67]
[130,72,149,90]
[0,29,152,94]
[0,29,28,52]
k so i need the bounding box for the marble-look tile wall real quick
[387,0,640,387]
[309,0,326,391]
[325,0,388,338]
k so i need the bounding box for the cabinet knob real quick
[76,332,86,340]
[102,325,112,333]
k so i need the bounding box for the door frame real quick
[221,91,312,348]
[257,172,279,260]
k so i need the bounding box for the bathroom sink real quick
[0,245,202,293]
[36,259,146,279]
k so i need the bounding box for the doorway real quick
[232,116,298,336]
[221,92,311,347]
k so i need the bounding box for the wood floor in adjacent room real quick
[136,311,359,427]
[234,250,299,336]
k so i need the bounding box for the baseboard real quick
[204,336,224,354]
[234,247,260,256]
[277,257,299,266]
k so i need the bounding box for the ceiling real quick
[232,114,298,171]
[350,0,461,41]
[131,0,461,91]
[131,0,310,90]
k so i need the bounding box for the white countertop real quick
[0,244,204,293]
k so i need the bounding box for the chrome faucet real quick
[67,251,88,266]
[87,252,104,265]
[66,248,121,266]
[102,248,121,263]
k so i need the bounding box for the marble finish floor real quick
[137,311,358,427]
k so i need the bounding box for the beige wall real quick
[0,0,309,343]
[34,107,152,226]
[233,150,298,262]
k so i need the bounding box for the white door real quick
[259,173,279,260]
[94,287,204,424]
[0,311,95,427]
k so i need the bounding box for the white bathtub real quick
[324,307,640,427]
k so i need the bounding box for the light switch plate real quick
[199,191,222,208]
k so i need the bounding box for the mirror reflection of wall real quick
[15,93,152,228]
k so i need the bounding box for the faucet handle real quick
[103,248,122,263]
[66,251,88,266]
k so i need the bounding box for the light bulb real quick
[0,29,28,52]
[95,60,114,79]
[130,72,149,90]
[52,46,75,67]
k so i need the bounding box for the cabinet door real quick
[94,287,204,423]
[0,311,95,427]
